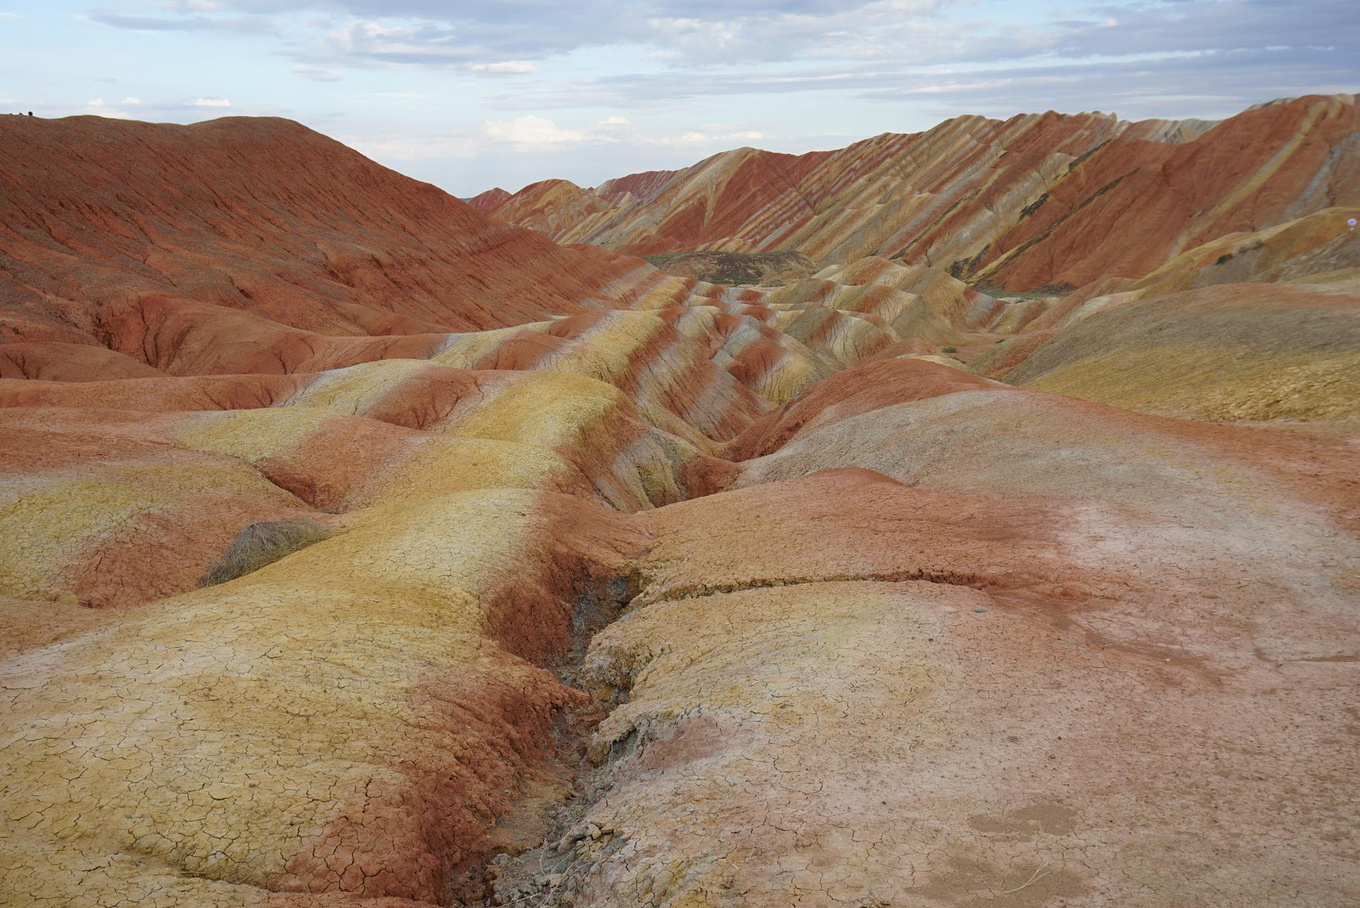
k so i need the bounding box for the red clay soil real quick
[0,115,650,359]
[967,96,1360,289]
[0,342,164,380]
[264,490,647,904]
[466,186,512,216]
[485,179,617,235]
[0,372,310,411]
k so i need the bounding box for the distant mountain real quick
[477,94,1360,292]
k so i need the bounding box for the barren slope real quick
[0,116,715,377]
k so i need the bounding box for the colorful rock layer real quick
[477,94,1360,291]
[2,110,1359,908]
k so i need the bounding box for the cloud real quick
[641,127,765,147]
[82,97,137,118]
[477,113,770,159]
[851,47,1358,116]
[80,0,1360,145]
[90,0,945,67]
[469,61,537,74]
[86,0,1360,74]
[84,0,1360,65]
[120,96,143,105]
[478,114,768,154]
[88,8,277,36]
[192,97,232,107]
[482,0,1360,116]
[484,115,588,148]
[292,64,343,82]
[342,133,479,161]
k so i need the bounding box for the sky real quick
[1,1,1356,197]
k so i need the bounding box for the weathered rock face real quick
[481,94,1360,291]
[2,113,1360,908]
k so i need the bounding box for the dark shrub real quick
[201,518,332,587]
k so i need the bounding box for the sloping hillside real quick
[481,94,1359,291]
[0,116,710,376]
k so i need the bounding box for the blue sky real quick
[1,1,1356,196]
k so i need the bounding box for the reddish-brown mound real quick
[487,179,617,237]
[465,186,511,216]
[0,115,652,366]
[0,341,163,381]
[0,372,307,411]
[965,96,1360,289]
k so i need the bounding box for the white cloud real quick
[83,98,135,118]
[344,134,479,161]
[355,91,429,100]
[120,96,143,105]
[484,115,587,148]
[479,114,766,157]
[90,9,276,36]
[469,61,537,74]
[192,97,231,107]
[80,0,1360,139]
[292,64,343,82]
[642,128,765,147]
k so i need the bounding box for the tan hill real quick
[480,94,1359,291]
[970,207,1360,421]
